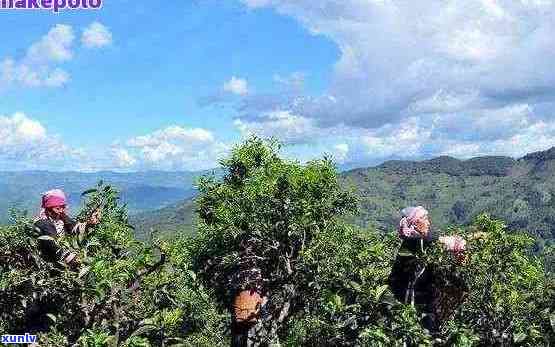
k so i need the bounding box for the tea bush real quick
[1,138,553,346]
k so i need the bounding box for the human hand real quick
[439,235,466,253]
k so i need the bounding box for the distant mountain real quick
[0,170,212,223]
[130,198,197,241]
[342,149,555,247]
[135,148,555,248]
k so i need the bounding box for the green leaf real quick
[130,324,158,337]
[349,280,362,292]
[78,266,91,279]
[397,251,414,257]
[187,270,197,281]
[138,318,157,326]
[513,332,527,343]
[81,188,98,196]
[78,229,85,244]
[46,313,57,323]
[374,284,389,302]
[333,293,343,308]
[104,335,117,347]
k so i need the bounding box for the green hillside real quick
[136,148,555,248]
[344,148,555,246]
[130,198,197,240]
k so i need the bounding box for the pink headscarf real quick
[42,189,67,208]
[37,189,67,220]
[398,206,428,238]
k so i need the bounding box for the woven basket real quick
[233,289,263,324]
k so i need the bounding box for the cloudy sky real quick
[1,0,555,171]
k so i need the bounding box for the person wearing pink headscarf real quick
[398,206,466,252]
[389,206,468,334]
[34,189,101,265]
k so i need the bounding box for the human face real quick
[47,205,66,219]
[414,215,431,236]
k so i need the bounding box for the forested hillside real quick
[136,148,555,249]
[131,199,197,241]
[344,148,555,246]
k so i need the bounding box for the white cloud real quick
[273,72,305,92]
[234,110,319,144]
[0,24,74,89]
[120,125,229,170]
[0,113,46,144]
[1,22,112,91]
[112,148,137,168]
[26,24,75,63]
[0,115,232,171]
[231,98,555,168]
[223,76,249,96]
[352,106,555,163]
[236,0,555,164]
[0,113,85,170]
[238,0,555,126]
[427,103,533,142]
[127,126,215,147]
[408,89,481,114]
[82,22,113,49]
[333,143,349,162]
[43,68,71,87]
[358,117,432,159]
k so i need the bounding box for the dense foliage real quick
[0,183,227,346]
[0,138,553,346]
[135,148,555,253]
[191,138,554,346]
[424,216,554,346]
[191,138,360,344]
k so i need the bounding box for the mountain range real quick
[3,148,555,249]
[0,170,207,223]
[133,147,555,249]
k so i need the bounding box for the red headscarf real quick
[37,189,67,221]
[41,189,67,208]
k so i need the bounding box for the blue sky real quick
[1,0,555,171]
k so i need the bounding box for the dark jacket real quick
[34,215,80,262]
[388,231,441,332]
[389,231,438,305]
[389,230,468,332]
